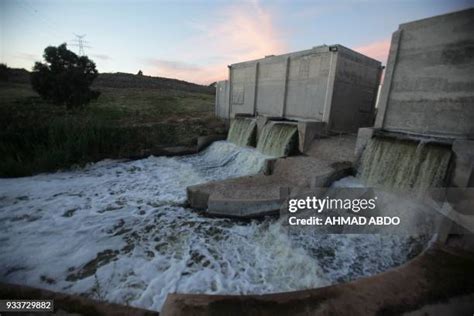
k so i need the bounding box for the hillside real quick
[6,68,215,94]
[0,68,223,177]
[95,72,215,94]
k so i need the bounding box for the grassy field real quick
[0,82,225,177]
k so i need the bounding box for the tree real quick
[137,70,143,76]
[31,43,100,108]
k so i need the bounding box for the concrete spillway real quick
[226,118,257,147]
[256,123,298,157]
[226,119,299,157]
[169,8,474,315]
[358,137,452,191]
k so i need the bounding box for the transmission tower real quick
[69,34,91,56]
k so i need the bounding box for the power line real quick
[69,34,92,56]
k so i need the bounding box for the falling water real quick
[358,137,452,191]
[256,123,298,157]
[227,118,257,147]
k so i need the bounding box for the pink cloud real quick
[145,1,286,85]
[207,1,286,63]
[354,39,391,64]
[144,58,222,84]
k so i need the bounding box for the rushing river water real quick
[0,141,431,312]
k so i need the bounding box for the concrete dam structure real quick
[194,43,384,215]
[215,44,383,134]
[167,8,474,315]
[357,8,474,189]
[374,9,474,139]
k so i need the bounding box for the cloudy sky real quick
[1,0,471,84]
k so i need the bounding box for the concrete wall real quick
[221,45,382,133]
[215,80,229,119]
[355,9,474,247]
[284,50,331,120]
[256,57,287,117]
[330,46,382,132]
[229,63,257,116]
[375,8,474,138]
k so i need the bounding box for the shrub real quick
[31,43,100,108]
[0,63,9,81]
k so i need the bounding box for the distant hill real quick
[94,72,215,94]
[6,68,30,84]
[5,68,215,95]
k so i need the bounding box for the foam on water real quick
[0,141,324,311]
[0,141,431,312]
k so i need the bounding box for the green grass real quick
[0,82,224,177]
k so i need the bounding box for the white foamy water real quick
[0,141,326,311]
[0,142,431,312]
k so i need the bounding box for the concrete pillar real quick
[439,140,474,249]
[227,65,233,119]
[322,50,338,123]
[262,158,277,175]
[253,62,259,116]
[256,115,270,142]
[297,121,327,153]
[374,29,403,129]
[214,83,219,118]
[281,57,290,117]
[354,127,376,160]
[451,140,474,188]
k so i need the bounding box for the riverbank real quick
[0,81,225,177]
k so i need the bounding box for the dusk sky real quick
[1,0,472,85]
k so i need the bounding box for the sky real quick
[1,0,472,85]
